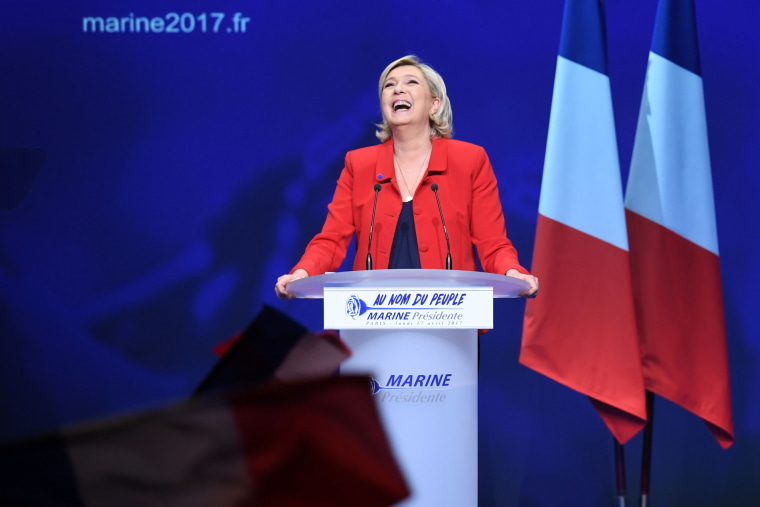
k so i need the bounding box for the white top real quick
[287,269,529,299]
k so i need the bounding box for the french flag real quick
[0,377,410,507]
[521,0,647,444]
[624,0,734,448]
[0,307,410,506]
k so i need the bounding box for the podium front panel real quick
[340,328,478,507]
[325,287,493,329]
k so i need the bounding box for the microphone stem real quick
[431,184,453,270]
[367,185,381,270]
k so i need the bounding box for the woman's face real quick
[381,65,440,132]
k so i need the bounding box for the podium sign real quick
[324,287,493,329]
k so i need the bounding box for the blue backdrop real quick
[1,1,758,505]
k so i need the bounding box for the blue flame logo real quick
[370,377,382,395]
[345,295,368,319]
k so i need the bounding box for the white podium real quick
[288,269,527,507]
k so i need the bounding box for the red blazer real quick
[292,137,529,276]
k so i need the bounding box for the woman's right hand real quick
[275,269,309,300]
[506,269,539,298]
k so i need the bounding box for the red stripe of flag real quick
[523,215,647,443]
[626,210,733,448]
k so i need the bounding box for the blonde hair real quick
[375,55,453,142]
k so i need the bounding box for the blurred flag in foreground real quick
[0,376,409,507]
[624,0,733,448]
[521,0,647,444]
[196,304,350,395]
[0,307,408,505]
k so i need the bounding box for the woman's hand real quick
[506,269,539,298]
[275,269,309,300]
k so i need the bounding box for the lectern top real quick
[287,269,529,299]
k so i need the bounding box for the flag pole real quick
[614,438,627,507]
[639,390,655,507]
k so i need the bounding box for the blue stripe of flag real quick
[558,0,609,75]
[651,0,701,76]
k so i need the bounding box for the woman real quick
[275,55,538,299]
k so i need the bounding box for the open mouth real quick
[393,100,412,111]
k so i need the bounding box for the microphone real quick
[430,183,452,270]
[366,183,382,270]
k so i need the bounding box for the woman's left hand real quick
[506,269,539,298]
